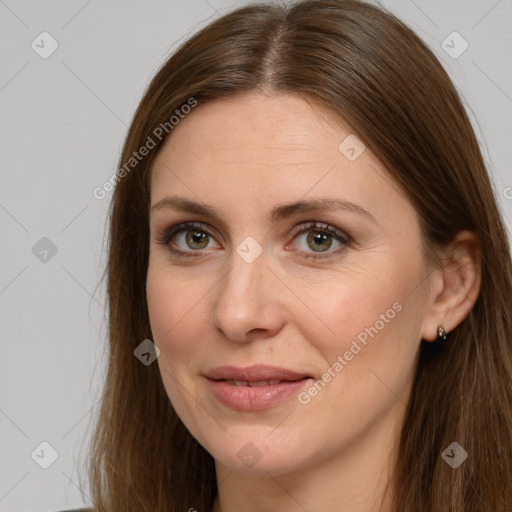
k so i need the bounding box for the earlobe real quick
[420,230,481,343]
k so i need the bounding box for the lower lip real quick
[207,378,312,411]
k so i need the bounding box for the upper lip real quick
[205,364,312,382]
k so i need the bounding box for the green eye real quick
[306,230,333,252]
[156,220,351,261]
[183,229,210,250]
[290,222,350,261]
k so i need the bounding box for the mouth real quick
[204,365,314,411]
[213,377,310,386]
[205,364,313,382]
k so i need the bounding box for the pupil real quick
[308,231,332,252]
[187,230,208,249]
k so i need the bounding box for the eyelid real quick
[287,221,350,244]
[156,221,221,250]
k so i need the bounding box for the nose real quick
[211,247,285,343]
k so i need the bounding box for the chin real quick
[199,424,322,476]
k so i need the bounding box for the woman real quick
[84,0,512,511]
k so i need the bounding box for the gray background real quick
[1,0,511,510]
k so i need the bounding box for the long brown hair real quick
[86,1,512,510]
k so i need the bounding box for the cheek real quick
[146,267,207,418]
[291,258,425,416]
[295,259,414,354]
[291,280,420,440]
[146,270,176,342]
[146,264,214,367]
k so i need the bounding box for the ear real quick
[420,230,482,342]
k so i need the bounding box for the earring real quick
[436,324,448,343]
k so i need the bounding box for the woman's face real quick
[146,92,435,475]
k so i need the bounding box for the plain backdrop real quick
[1,0,511,510]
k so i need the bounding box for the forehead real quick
[149,92,412,228]
[154,92,349,167]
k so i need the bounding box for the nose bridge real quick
[212,241,282,340]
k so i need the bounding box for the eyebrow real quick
[150,195,377,224]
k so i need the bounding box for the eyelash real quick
[154,221,352,262]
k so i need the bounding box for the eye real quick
[154,220,351,261]
[287,221,351,261]
[155,221,220,257]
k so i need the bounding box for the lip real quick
[205,364,312,382]
[205,365,313,411]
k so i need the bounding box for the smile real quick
[204,364,314,411]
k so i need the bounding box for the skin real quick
[146,91,481,512]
